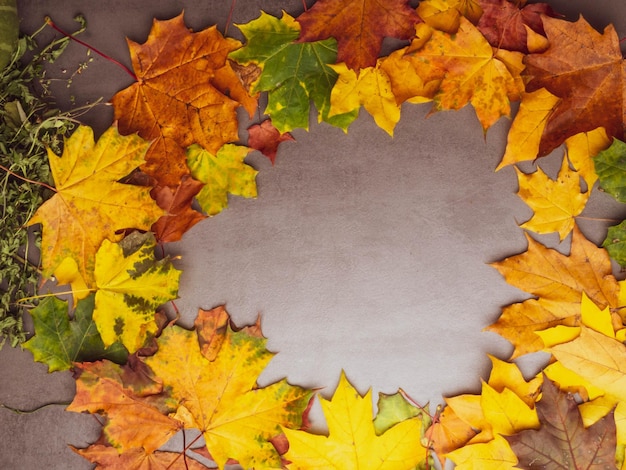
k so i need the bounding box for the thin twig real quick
[0,163,56,192]
[0,401,70,414]
[45,17,138,81]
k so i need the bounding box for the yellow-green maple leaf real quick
[328,63,400,136]
[282,371,429,469]
[407,17,524,132]
[93,232,181,353]
[186,143,257,216]
[516,155,589,240]
[144,308,312,469]
[26,125,163,286]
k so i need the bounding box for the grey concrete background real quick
[2,1,626,468]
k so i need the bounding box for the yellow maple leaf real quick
[26,125,163,287]
[565,127,611,188]
[407,17,523,132]
[144,308,312,469]
[496,88,560,170]
[282,371,429,469]
[486,355,541,408]
[542,360,605,401]
[328,63,400,136]
[480,382,539,437]
[446,434,518,469]
[92,232,181,352]
[551,326,626,403]
[516,155,589,240]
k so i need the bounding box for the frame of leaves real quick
[4,0,626,468]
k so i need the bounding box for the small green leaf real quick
[23,295,127,372]
[594,138,626,203]
[603,220,626,267]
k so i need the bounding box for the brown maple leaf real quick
[295,0,420,71]
[247,119,295,164]
[112,13,255,187]
[506,378,616,469]
[524,15,626,157]
[151,175,206,243]
[477,0,556,53]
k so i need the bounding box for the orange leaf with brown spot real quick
[112,13,253,186]
[296,0,419,71]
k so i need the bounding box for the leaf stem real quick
[225,0,236,36]
[575,215,622,223]
[0,401,70,414]
[17,288,95,304]
[0,163,56,192]
[45,17,138,81]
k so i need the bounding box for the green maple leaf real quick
[229,11,356,133]
[23,295,127,372]
[93,231,181,353]
[595,138,626,203]
[186,144,258,216]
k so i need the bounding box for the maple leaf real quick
[295,0,419,71]
[23,295,127,372]
[186,144,257,216]
[487,298,580,359]
[566,127,611,188]
[93,232,181,353]
[426,405,478,465]
[328,62,400,136]
[144,307,313,469]
[112,13,251,186]
[490,224,619,311]
[446,435,519,469]
[282,371,430,469]
[68,359,182,454]
[151,175,206,243]
[524,15,626,158]
[229,12,351,133]
[26,125,163,287]
[73,443,210,470]
[506,378,616,469]
[516,154,589,241]
[417,0,483,33]
[247,119,295,165]
[476,0,555,53]
[407,17,524,132]
[551,326,626,403]
[604,221,626,268]
[496,88,561,169]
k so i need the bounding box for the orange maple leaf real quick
[295,0,420,71]
[112,13,256,187]
[524,15,626,157]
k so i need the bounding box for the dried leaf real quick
[296,0,419,70]
[144,309,313,469]
[524,15,626,157]
[247,119,294,165]
[112,13,246,186]
[516,154,589,240]
[151,175,206,243]
[506,378,616,469]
